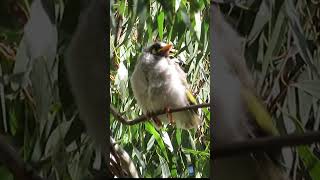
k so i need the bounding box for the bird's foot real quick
[165,107,174,125]
[146,112,162,128]
[152,116,163,128]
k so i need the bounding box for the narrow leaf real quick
[157,11,165,40]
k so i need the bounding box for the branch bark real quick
[213,131,320,158]
[110,137,139,178]
[110,103,210,125]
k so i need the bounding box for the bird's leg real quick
[152,117,162,128]
[146,112,162,128]
[165,107,174,125]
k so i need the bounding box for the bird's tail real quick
[176,110,201,129]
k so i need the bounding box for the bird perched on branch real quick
[130,42,201,129]
[211,4,289,180]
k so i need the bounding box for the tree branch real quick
[110,137,139,178]
[110,103,210,125]
[210,0,238,5]
[213,131,320,158]
[0,136,44,180]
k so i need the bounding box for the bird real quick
[130,42,201,129]
[211,3,289,180]
[65,0,108,150]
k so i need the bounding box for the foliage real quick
[110,0,210,178]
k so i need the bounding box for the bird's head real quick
[144,42,176,57]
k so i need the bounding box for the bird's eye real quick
[151,48,157,54]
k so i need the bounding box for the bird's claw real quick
[146,112,162,128]
[152,117,162,128]
[165,107,174,125]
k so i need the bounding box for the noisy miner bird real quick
[130,42,201,129]
[211,4,289,180]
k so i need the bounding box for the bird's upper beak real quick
[158,44,174,56]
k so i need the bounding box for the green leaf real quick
[133,147,146,168]
[43,119,73,158]
[298,146,320,180]
[161,131,173,152]
[8,109,17,135]
[262,5,286,77]
[158,154,170,178]
[180,10,191,27]
[176,128,182,146]
[119,0,126,16]
[147,136,155,151]
[0,65,7,133]
[247,1,269,44]
[0,166,13,180]
[181,147,210,157]
[157,11,165,41]
[175,0,181,12]
[194,11,201,40]
[293,80,320,99]
[145,122,168,161]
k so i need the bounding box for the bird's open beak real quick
[158,44,174,56]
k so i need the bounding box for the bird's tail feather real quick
[150,110,201,130]
[176,110,201,129]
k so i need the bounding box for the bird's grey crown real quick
[143,42,167,54]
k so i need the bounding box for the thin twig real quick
[213,131,320,158]
[110,103,210,125]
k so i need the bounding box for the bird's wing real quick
[130,59,150,113]
[171,59,198,106]
[241,87,279,136]
[173,61,188,84]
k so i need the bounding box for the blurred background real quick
[0,0,108,179]
[214,0,320,179]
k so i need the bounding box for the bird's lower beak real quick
[159,44,173,56]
